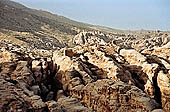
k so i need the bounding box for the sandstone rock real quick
[70,79,162,112]
[120,49,147,65]
[0,49,19,63]
[151,42,170,61]
[31,85,41,95]
[53,49,95,89]
[53,44,135,89]
[57,96,92,112]
[46,100,63,112]
[1,31,170,112]
[157,71,170,112]
[12,61,35,86]
[120,49,159,97]
[73,31,107,45]
[83,45,135,85]
[0,78,31,112]
[0,62,47,112]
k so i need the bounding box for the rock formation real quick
[1,30,170,111]
[0,1,170,111]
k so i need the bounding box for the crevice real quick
[29,58,60,102]
[83,61,105,79]
[123,65,148,91]
[145,55,166,106]
[153,75,162,106]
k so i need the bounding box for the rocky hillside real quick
[0,0,90,49]
[1,0,170,112]
[0,0,121,50]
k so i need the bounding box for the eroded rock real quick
[70,79,162,112]
[157,71,170,112]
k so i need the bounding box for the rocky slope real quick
[1,35,170,111]
[1,0,170,112]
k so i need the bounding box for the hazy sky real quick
[13,0,170,31]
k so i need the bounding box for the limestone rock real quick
[157,71,170,112]
[0,49,19,63]
[73,31,108,45]
[1,31,170,111]
[120,49,159,97]
[57,96,92,112]
[69,79,162,112]
[46,100,63,112]
[0,62,47,112]
[152,42,170,61]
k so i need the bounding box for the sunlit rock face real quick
[0,1,170,111]
[51,42,169,111]
[1,31,170,111]
[69,79,162,112]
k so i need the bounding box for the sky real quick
[13,0,170,31]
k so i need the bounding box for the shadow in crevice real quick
[124,63,162,107]
[123,65,148,91]
[153,76,162,107]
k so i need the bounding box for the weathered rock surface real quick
[141,41,170,112]
[51,42,170,111]
[73,31,109,45]
[70,79,161,112]
[0,49,93,112]
[157,71,170,112]
[151,42,170,61]
[1,30,170,112]
[1,41,169,112]
[120,49,159,98]
[1,0,170,111]
[0,62,47,111]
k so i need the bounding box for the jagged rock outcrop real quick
[157,71,170,112]
[120,49,159,98]
[1,0,170,111]
[69,79,161,112]
[53,44,135,86]
[73,31,109,45]
[52,43,166,111]
[111,32,170,51]
[151,42,170,61]
[1,31,170,111]
[0,49,92,112]
[0,45,166,112]
[0,62,47,111]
